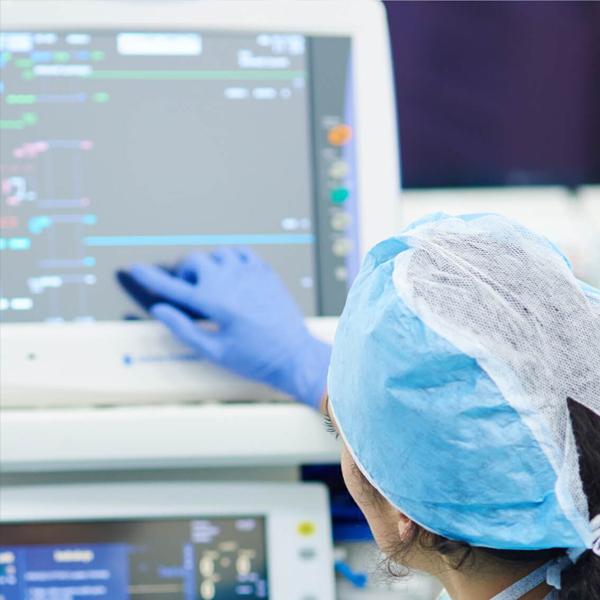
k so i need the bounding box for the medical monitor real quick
[0,482,335,599]
[0,1,399,406]
[2,31,357,320]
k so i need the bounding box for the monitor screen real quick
[0,516,268,599]
[0,30,358,322]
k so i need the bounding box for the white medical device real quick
[0,0,400,408]
[0,482,335,600]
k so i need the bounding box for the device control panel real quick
[0,482,335,600]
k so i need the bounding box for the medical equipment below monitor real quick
[0,0,399,408]
[0,482,335,600]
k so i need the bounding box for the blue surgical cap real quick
[328,213,600,555]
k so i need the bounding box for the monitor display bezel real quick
[0,0,399,407]
[0,482,335,599]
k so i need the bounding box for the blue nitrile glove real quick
[127,247,331,408]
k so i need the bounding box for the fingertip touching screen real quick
[0,31,359,322]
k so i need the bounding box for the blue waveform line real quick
[84,234,315,247]
[39,257,96,269]
[0,237,31,251]
[38,198,89,208]
[31,51,53,62]
[37,93,87,103]
[29,214,96,234]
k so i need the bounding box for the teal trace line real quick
[0,237,31,250]
[84,234,315,247]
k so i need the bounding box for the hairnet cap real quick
[328,213,600,555]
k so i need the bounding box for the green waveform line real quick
[6,94,37,105]
[14,58,33,68]
[0,120,24,130]
[92,92,110,103]
[21,112,38,125]
[0,112,39,130]
[87,69,306,81]
[54,51,70,63]
[5,93,110,104]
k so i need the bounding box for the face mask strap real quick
[549,516,600,591]
[545,556,572,590]
[590,514,600,557]
[489,560,554,600]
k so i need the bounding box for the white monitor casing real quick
[0,0,400,408]
[0,481,336,600]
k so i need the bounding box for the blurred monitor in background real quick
[384,1,600,189]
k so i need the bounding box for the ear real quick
[397,512,412,541]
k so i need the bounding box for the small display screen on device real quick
[0,516,268,599]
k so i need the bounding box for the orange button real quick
[327,124,353,146]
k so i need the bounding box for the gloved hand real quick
[127,247,331,408]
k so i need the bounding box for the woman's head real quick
[328,397,600,598]
[326,213,600,592]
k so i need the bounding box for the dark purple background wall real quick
[383,1,600,188]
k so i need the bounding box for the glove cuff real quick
[263,332,331,408]
[286,335,332,409]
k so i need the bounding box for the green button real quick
[330,188,349,204]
